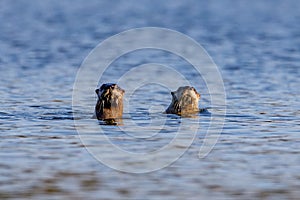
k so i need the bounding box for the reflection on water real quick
[1,0,300,199]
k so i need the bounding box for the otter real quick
[165,86,201,115]
[95,83,125,120]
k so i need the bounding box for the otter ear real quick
[95,89,99,94]
[171,91,175,97]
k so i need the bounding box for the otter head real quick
[165,86,201,115]
[95,83,125,120]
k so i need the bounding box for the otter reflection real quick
[98,118,123,126]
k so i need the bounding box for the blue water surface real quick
[0,0,299,199]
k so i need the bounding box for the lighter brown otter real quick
[165,86,201,115]
[95,83,125,120]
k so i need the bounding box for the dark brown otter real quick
[95,83,125,120]
[165,86,201,115]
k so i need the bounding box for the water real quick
[1,0,300,199]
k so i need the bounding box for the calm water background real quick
[1,0,300,199]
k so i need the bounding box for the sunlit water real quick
[1,0,300,199]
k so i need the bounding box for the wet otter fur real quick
[165,86,201,115]
[95,83,125,120]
